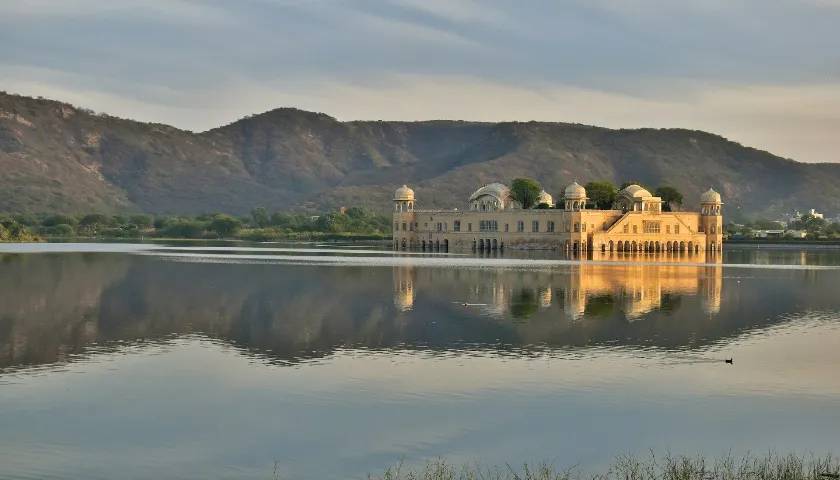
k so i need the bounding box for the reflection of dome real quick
[621,184,652,198]
[539,287,553,308]
[537,190,554,206]
[393,266,415,311]
[701,295,721,315]
[701,188,722,204]
[394,288,414,312]
[469,183,510,202]
[564,182,586,199]
[394,185,415,201]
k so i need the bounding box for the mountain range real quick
[2,91,839,220]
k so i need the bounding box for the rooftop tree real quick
[655,186,684,212]
[510,178,542,209]
[585,181,618,210]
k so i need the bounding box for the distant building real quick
[392,182,724,253]
[806,208,824,220]
[753,229,785,239]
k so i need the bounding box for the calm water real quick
[1,242,840,479]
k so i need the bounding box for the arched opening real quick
[421,240,426,251]
[443,239,449,251]
[472,239,477,251]
[601,243,606,252]
[631,241,637,252]
[609,240,614,252]
[573,241,579,252]
[655,241,661,252]
[401,238,407,250]
[687,241,693,253]
[435,240,440,250]
[492,239,498,250]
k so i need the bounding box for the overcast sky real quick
[2,0,839,162]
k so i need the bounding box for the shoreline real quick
[725,238,840,246]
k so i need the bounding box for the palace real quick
[392,181,723,253]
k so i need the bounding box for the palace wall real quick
[394,208,723,253]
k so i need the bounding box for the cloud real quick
[1,0,839,162]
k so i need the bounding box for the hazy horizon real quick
[3,0,839,163]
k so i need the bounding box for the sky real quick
[2,0,839,162]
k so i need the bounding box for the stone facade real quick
[392,182,724,254]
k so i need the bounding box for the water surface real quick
[1,242,839,479]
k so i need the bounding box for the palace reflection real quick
[0,250,834,372]
[393,253,723,319]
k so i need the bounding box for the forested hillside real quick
[2,91,839,220]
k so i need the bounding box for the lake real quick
[1,242,839,479]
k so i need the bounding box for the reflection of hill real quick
[0,253,838,371]
[0,253,132,367]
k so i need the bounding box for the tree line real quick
[0,217,40,242]
[726,215,840,239]
[509,178,684,211]
[0,207,392,241]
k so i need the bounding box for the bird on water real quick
[725,358,733,364]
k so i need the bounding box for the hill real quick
[2,91,839,219]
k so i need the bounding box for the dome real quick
[621,184,653,198]
[469,183,511,202]
[537,190,554,206]
[564,182,587,199]
[393,185,415,201]
[700,187,722,203]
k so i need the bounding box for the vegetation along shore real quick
[369,453,840,480]
[0,207,391,242]
[3,201,839,245]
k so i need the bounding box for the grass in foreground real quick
[368,453,839,480]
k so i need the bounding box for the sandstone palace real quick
[392,182,723,254]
